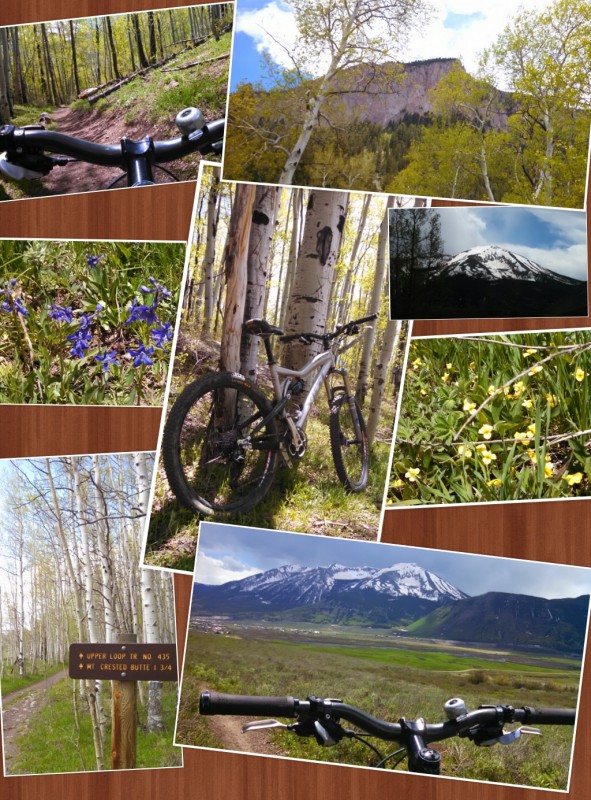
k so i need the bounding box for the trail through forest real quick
[42,107,166,194]
[2,669,68,773]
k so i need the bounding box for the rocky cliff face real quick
[320,58,510,129]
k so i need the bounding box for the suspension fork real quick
[330,366,363,441]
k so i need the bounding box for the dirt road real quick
[2,669,67,774]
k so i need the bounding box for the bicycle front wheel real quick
[162,372,279,516]
[329,393,370,492]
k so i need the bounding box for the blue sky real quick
[230,0,553,90]
[390,206,588,281]
[195,522,591,600]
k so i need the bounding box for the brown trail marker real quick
[69,634,177,769]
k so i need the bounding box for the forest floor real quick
[0,33,229,200]
[2,669,68,773]
[144,333,398,573]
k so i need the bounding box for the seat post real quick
[263,336,276,365]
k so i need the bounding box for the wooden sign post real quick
[68,635,178,770]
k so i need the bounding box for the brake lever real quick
[479,726,542,747]
[241,719,289,733]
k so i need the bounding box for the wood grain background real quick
[1,2,590,798]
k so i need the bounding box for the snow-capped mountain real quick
[438,245,582,286]
[192,562,468,621]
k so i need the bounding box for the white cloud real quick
[236,0,555,86]
[236,2,300,71]
[440,208,488,253]
[405,0,552,81]
[497,242,588,280]
[195,552,261,585]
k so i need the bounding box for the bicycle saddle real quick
[243,318,284,337]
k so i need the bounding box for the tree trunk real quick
[69,20,81,97]
[240,185,279,380]
[105,17,121,80]
[356,197,395,403]
[0,29,11,123]
[283,190,348,400]
[132,14,149,69]
[201,171,220,335]
[148,12,157,63]
[219,184,257,373]
[366,320,402,446]
[335,193,372,326]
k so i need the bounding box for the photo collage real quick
[0,2,590,800]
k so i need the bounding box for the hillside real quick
[407,592,589,653]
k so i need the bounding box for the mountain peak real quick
[441,245,582,286]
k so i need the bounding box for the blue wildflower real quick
[0,301,10,313]
[151,321,173,348]
[13,298,28,317]
[95,350,120,372]
[149,276,171,298]
[125,298,159,325]
[128,343,155,367]
[48,304,74,323]
[69,335,90,359]
[87,254,103,268]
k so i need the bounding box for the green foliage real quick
[178,629,578,788]
[1,662,65,699]
[8,677,181,774]
[0,240,184,405]
[390,332,591,505]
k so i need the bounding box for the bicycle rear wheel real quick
[329,393,370,492]
[162,372,279,515]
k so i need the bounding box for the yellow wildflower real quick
[513,381,525,396]
[481,449,497,466]
[446,362,453,369]
[527,424,536,436]
[528,365,543,376]
[544,463,553,478]
[441,372,450,382]
[503,386,511,396]
[405,468,420,482]
[457,445,473,458]
[527,449,537,464]
[411,357,422,368]
[522,399,533,410]
[463,398,476,412]
[563,472,583,486]
[514,431,532,445]
[478,423,494,440]
[392,479,404,488]
[575,367,586,382]
[525,348,538,356]
[487,385,496,395]
[487,478,502,487]
[545,393,557,407]
[476,444,488,453]
[420,389,427,396]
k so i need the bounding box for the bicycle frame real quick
[268,337,359,431]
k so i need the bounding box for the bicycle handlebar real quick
[279,313,378,345]
[0,118,225,168]
[199,691,576,744]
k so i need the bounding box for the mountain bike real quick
[0,107,224,188]
[162,314,377,516]
[199,690,576,776]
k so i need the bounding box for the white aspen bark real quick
[91,456,118,643]
[279,188,302,329]
[278,2,361,185]
[366,319,402,446]
[284,190,349,400]
[201,171,220,334]
[335,194,372,327]
[356,197,395,402]
[141,566,165,732]
[240,185,279,380]
[17,525,25,677]
[219,184,256,373]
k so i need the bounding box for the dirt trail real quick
[2,669,67,773]
[198,684,284,756]
[41,107,132,194]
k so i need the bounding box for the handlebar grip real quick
[521,707,576,725]
[199,690,298,718]
[354,313,378,325]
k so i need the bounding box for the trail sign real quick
[68,642,178,681]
